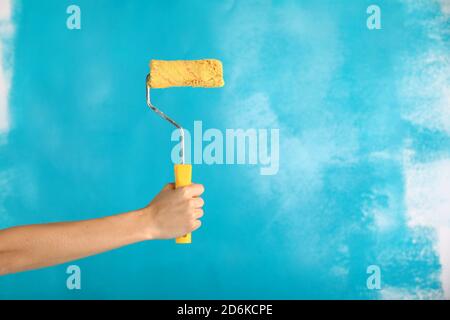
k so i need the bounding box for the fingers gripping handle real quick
[174,164,192,244]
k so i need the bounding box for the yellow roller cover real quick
[149,59,224,89]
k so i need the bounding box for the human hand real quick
[141,183,205,240]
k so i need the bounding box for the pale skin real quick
[0,183,205,276]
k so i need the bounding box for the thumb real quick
[162,183,175,191]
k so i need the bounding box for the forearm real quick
[0,210,149,275]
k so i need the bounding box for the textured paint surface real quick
[0,0,449,299]
[149,59,224,88]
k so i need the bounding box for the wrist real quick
[134,206,157,241]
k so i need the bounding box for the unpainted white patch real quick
[403,155,450,299]
[0,0,14,134]
[438,0,450,16]
[381,285,443,300]
[399,0,450,299]
[399,51,450,135]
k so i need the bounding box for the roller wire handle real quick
[146,75,192,244]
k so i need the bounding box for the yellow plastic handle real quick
[174,164,192,244]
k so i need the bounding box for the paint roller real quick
[146,59,224,244]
